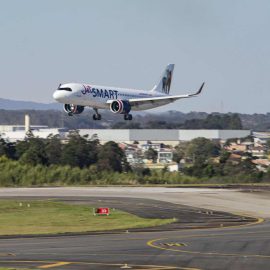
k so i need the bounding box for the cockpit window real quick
[57,86,72,91]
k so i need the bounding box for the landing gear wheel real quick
[93,114,101,120]
[124,114,132,120]
[93,108,101,120]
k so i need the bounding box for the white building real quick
[0,125,48,133]
[253,132,270,146]
[0,129,66,142]
[0,114,251,144]
[1,127,251,144]
[78,129,251,144]
[158,151,173,163]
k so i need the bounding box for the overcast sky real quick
[0,0,270,113]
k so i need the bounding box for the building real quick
[1,127,251,144]
[253,132,270,146]
[0,128,67,142]
[158,150,173,163]
[0,115,66,142]
[0,114,251,144]
[0,125,48,133]
[78,129,251,145]
[249,146,267,158]
[225,141,252,152]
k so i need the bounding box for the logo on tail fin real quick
[162,68,173,94]
[151,64,174,94]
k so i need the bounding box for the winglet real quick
[190,82,205,96]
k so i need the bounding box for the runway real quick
[0,187,269,270]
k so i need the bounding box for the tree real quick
[61,131,98,168]
[186,137,220,165]
[112,122,141,129]
[146,121,177,129]
[45,134,62,165]
[15,140,29,160]
[223,158,258,177]
[183,113,243,130]
[132,164,151,177]
[229,114,243,129]
[219,150,230,164]
[19,138,48,166]
[173,142,188,163]
[144,148,158,163]
[0,138,7,157]
[0,137,15,159]
[97,141,129,172]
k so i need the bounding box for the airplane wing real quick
[106,82,204,107]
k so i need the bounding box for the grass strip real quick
[0,200,174,235]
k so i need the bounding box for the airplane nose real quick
[53,91,63,101]
[53,91,59,101]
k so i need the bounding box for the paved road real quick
[0,188,269,270]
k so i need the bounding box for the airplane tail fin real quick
[151,64,174,95]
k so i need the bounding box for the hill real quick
[0,109,243,130]
[0,97,269,130]
[0,98,61,110]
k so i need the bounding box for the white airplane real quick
[53,64,204,120]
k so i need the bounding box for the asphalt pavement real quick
[0,188,269,270]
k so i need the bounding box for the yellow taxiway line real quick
[0,260,201,270]
[39,261,71,268]
[147,230,270,259]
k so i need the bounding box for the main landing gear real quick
[92,109,132,121]
[93,108,101,120]
[124,114,132,121]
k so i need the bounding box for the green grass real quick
[0,200,174,235]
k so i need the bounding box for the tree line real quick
[0,132,269,186]
[112,114,243,129]
[0,109,243,130]
[0,131,129,172]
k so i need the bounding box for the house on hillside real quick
[249,146,267,158]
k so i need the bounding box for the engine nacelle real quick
[110,100,131,114]
[64,104,84,115]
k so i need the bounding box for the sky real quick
[0,0,270,114]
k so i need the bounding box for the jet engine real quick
[64,104,84,115]
[110,100,131,114]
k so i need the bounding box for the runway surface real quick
[0,187,269,270]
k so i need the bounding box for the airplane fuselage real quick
[53,64,204,120]
[53,83,169,111]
